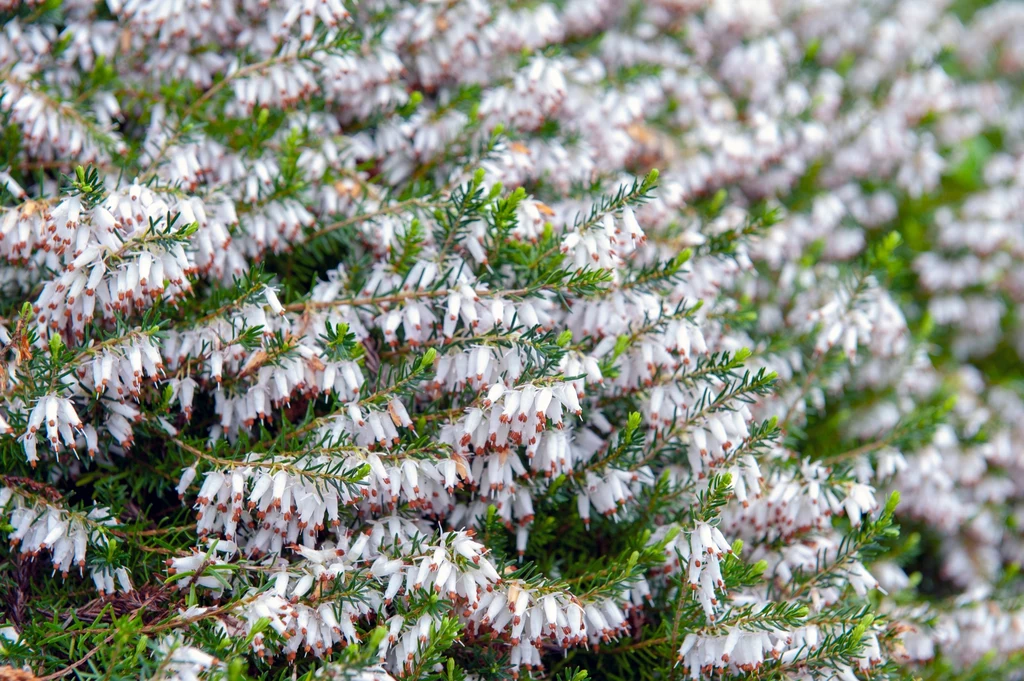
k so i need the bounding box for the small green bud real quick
[135,634,149,659]
[851,613,874,643]
[734,309,757,324]
[882,231,903,254]
[49,332,63,356]
[919,311,935,339]
[613,334,630,358]
[884,490,901,516]
[228,658,245,681]
[804,38,821,62]
[673,248,692,270]
[872,231,903,267]
[366,625,388,651]
[709,188,727,214]
[556,329,573,347]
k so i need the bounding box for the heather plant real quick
[1,1,1023,681]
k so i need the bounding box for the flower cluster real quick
[2,0,1024,680]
